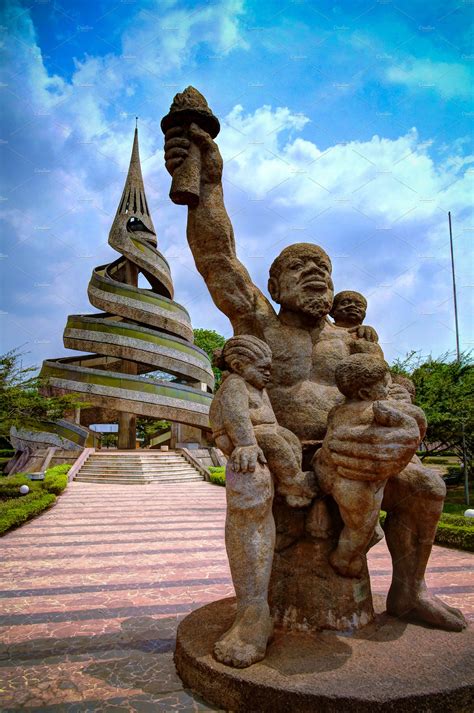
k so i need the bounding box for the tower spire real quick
[113,125,156,240]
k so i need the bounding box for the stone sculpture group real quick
[161,88,467,671]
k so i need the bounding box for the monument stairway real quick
[74,450,205,484]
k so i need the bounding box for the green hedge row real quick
[209,466,226,486]
[0,491,56,535]
[380,510,473,552]
[0,463,71,535]
[435,521,474,552]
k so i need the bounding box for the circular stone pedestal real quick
[175,596,474,713]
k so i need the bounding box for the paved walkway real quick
[1,481,473,712]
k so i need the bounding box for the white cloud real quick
[386,58,472,100]
[1,2,472,370]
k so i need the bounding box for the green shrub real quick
[0,491,56,535]
[0,463,71,534]
[0,474,42,500]
[440,512,474,528]
[424,457,452,465]
[0,449,14,458]
[46,463,71,476]
[43,471,68,495]
[209,466,226,486]
[435,521,474,552]
[380,510,473,552]
[446,465,462,476]
[42,464,71,494]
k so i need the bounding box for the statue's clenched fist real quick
[164,123,223,186]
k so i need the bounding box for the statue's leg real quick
[330,478,385,578]
[256,429,314,506]
[213,462,275,668]
[382,461,467,631]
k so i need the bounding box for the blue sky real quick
[1,0,473,369]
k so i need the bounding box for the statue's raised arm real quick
[162,88,275,335]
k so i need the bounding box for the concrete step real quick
[78,470,199,478]
[79,465,197,472]
[75,450,204,485]
[80,462,197,468]
[75,476,204,484]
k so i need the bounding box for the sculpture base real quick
[175,596,474,713]
[270,496,374,630]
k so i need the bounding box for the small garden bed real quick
[0,463,71,536]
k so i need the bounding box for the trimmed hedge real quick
[440,512,474,528]
[43,471,69,495]
[380,510,473,552]
[0,463,72,535]
[0,474,42,500]
[209,466,226,486]
[43,464,71,495]
[435,521,474,552]
[0,491,56,535]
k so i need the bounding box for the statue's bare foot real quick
[281,471,316,508]
[213,602,273,668]
[286,493,312,508]
[329,549,364,578]
[387,587,467,632]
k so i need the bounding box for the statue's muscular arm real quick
[165,124,275,334]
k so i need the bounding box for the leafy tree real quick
[193,328,226,389]
[0,350,83,445]
[136,418,170,443]
[391,351,473,462]
[101,432,118,448]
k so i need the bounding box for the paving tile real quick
[0,480,472,711]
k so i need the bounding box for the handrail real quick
[68,448,95,481]
[176,448,210,481]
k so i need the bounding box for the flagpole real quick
[448,212,469,506]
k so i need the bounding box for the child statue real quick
[210,335,315,507]
[330,290,368,329]
[315,353,427,578]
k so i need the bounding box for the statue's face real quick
[235,355,272,390]
[275,253,334,319]
[359,372,390,401]
[333,295,366,326]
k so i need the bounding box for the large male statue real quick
[164,119,466,667]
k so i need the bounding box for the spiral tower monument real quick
[41,128,214,449]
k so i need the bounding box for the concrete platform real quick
[175,595,474,713]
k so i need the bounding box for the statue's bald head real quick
[267,243,334,320]
[269,243,332,283]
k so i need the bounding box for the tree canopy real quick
[193,328,226,388]
[0,350,82,444]
[391,351,473,461]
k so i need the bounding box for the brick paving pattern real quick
[1,481,473,712]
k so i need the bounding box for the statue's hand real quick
[231,445,267,474]
[324,418,419,481]
[348,325,378,342]
[164,123,223,185]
